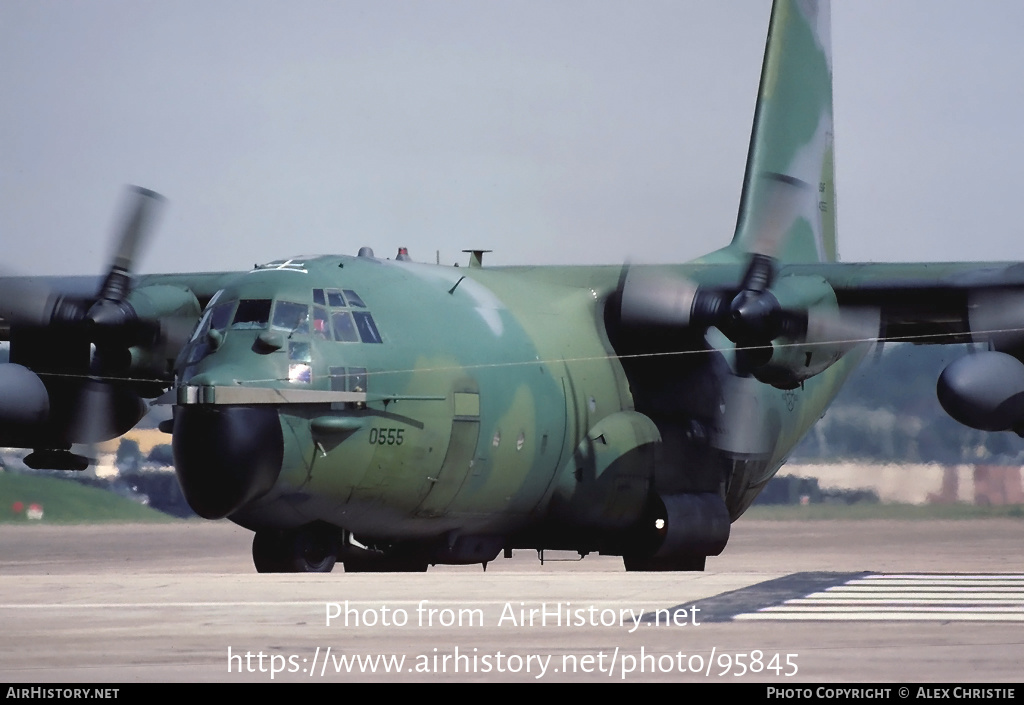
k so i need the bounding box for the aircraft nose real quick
[171,406,284,519]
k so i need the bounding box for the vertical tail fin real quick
[731,0,837,263]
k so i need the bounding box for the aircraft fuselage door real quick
[415,391,480,517]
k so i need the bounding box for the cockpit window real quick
[343,290,366,308]
[271,301,310,334]
[312,306,330,339]
[331,311,360,342]
[231,299,272,330]
[185,299,235,361]
[311,288,383,344]
[288,342,312,384]
[189,312,211,345]
[326,289,347,308]
[288,341,311,362]
[330,366,367,393]
[208,301,235,334]
[352,311,382,344]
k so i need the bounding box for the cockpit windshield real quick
[180,287,384,374]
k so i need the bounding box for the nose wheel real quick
[252,525,338,573]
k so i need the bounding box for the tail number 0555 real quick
[369,427,404,446]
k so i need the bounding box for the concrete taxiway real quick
[2,519,1023,682]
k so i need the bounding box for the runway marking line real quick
[651,572,1024,623]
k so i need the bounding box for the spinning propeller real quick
[0,187,192,450]
[0,186,165,335]
[615,172,878,456]
[618,172,876,376]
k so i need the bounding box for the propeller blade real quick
[616,263,731,336]
[68,378,117,444]
[88,187,166,329]
[803,307,880,348]
[97,186,166,303]
[730,172,814,307]
[744,171,814,260]
[712,372,773,457]
[67,375,147,445]
[968,290,1024,352]
[619,268,702,328]
[0,187,165,330]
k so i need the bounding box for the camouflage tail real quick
[730,0,838,264]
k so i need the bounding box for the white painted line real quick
[857,580,1024,587]
[735,612,1024,622]
[812,590,1024,599]
[760,604,1024,613]
[732,573,1024,622]
[790,598,1024,605]
[864,574,1024,580]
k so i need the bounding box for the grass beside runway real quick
[0,471,175,523]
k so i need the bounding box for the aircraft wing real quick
[507,258,1024,350]
[785,261,1024,347]
[779,259,1024,434]
[0,271,238,342]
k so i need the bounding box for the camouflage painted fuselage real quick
[170,251,864,562]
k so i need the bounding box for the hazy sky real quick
[3,1,1024,276]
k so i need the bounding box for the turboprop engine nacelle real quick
[0,363,49,430]
[937,351,1024,432]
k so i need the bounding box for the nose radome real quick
[171,405,284,519]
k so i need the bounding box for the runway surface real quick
[2,519,1024,682]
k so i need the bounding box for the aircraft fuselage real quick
[170,253,863,568]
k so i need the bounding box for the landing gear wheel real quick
[286,529,337,573]
[252,526,338,573]
[252,531,288,573]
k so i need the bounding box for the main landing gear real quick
[251,525,429,573]
[252,525,337,573]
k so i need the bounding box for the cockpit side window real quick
[231,299,272,330]
[184,299,236,365]
[330,366,367,393]
[189,311,212,345]
[271,301,310,335]
[208,301,235,333]
[352,311,382,344]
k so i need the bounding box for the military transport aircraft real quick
[1,0,1021,573]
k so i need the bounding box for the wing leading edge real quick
[788,261,1024,347]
